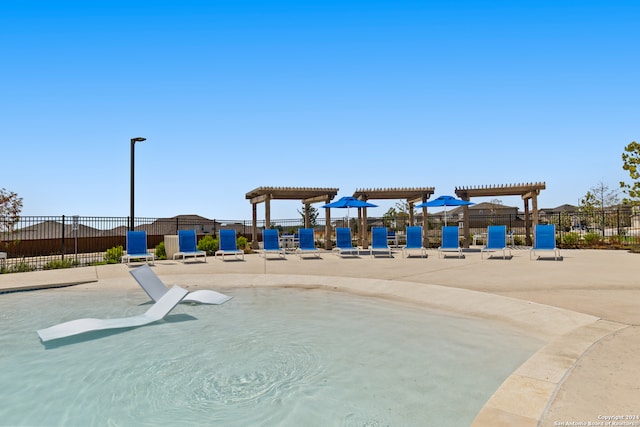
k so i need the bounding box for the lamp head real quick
[131,137,146,143]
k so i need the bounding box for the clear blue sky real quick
[2,0,638,220]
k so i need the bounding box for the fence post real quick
[61,215,66,261]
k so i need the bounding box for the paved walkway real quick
[1,248,638,426]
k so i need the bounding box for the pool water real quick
[0,286,542,426]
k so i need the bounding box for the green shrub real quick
[43,258,79,270]
[583,232,602,245]
[155,241,167,260]
[609,235,625,245]
[197,235,219,255]
[237,236,248,249]
[8,262,35,273]
[563,232,579,245]
[104,245,124,264]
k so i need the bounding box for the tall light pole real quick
[130,137,147,230]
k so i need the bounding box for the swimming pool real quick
[1,286,542,426]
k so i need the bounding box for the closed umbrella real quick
[415,195,474,226]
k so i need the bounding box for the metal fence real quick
[1,209,638,272]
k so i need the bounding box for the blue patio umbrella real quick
[415,195,474,226]
[321,196,378,226]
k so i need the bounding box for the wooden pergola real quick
[245,186,339,249]
[455,182,546,246]
[352,187,435,247]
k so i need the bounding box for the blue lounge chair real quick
[530,224,561,260]
[481,225,512,259]
[369,227,392,258]
[332,227,360,257]
[215,229,245,261]
[122,230,155,265]
[402,226,427,258]
[296,228,320,258]
[438,226,463,258]
[262,229,286,259]
[173,229,207,262]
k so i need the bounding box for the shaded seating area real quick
[246,187,338,250]
[130,264,232,305]
[37,285,188,343]
[296,228,321,258]
[122,230,155,265]
[368,227,392,258]
[173,229,207,263]
[481,225,512,260]
[402,226,427,258]
[332,227,360,257]
[455,182,546,247]
[215,229,245,261]
[438,226,463,258]
[530,224,561,260]
[262,229,286,259]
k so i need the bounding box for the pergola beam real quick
[302,194,331,204]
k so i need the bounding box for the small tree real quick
[621,141,640,206]
[382,207,397,228]
[0,188,23,243]
[549,211,573,232]
[394,201,411,230]
[383,202,411,230]
[580,182,619,236]
[298,205,319,227]
[488,198,503,225]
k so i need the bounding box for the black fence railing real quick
[1,209,638,272]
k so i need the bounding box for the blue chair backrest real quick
[534,224,556,249]
[335,228,353,248]
[263,229,280,250]
[127,230,148,254]
[298,228,315,249]
[405,226,423,248]
[371,227,388,248]
[178,229,198,252]
[486,225,506,248]
[441,226,459,249]
[219,229,238,251]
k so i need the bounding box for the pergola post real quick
[361,207,368,248]
[524,198,531,246]
[408,202,415,226]
[420,195,429,248]
[324,202,332,250]
[531,194,539,245]
[462,203,470,248]
[251,203,259,249]
[357,208,363,247]
[265,194,271,230]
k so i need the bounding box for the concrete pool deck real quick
[1,248,638,426]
